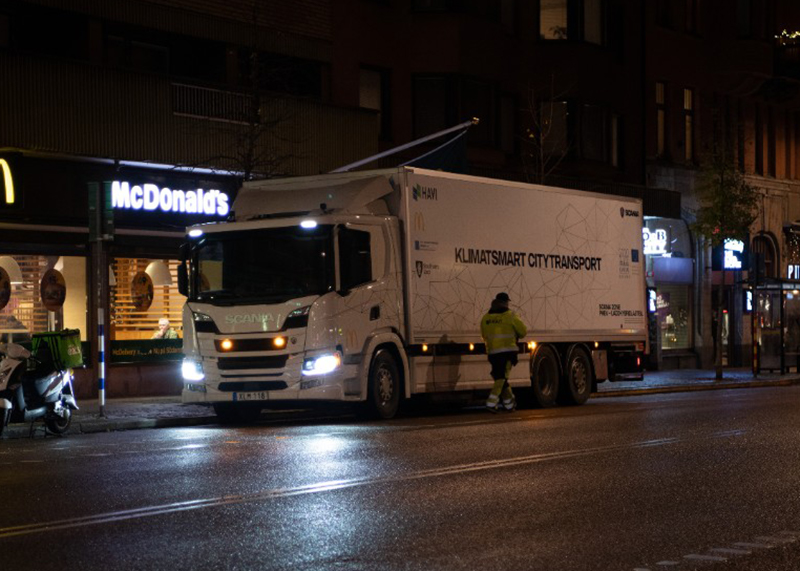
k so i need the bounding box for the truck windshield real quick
[191,225,335,304]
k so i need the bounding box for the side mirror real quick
[177,261,188,296]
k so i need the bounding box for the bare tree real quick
[520,76,573,185]
[692,142,759,380]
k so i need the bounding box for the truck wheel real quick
[364,350,401,420]
[213,403,262,424]
[531,345,559,408]
[559,346,592,406]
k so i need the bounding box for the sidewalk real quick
[3,368,800,439]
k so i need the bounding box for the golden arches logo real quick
[413,212,425,231]
[0,159,14,205]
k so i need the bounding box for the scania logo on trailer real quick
[111,181,230,217]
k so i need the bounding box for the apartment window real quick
[0,14,9,49]
[413,76,497,147]
[786,111,793,180]
[755,105,764,175]
[540,0,603,43]
[656,0,673,28]
[656,82,666,157]
[737,101,745,172]
[360,67,392,140]
[540,0,568,39]
[737,0,752,37]
[107,35,169,74]
[500,95,516,154]
[683,88,694,162]
[584,0,603,44]
[13,6,90,62]
[500,0,516,33]
[581,105,620,166]
[581,104,606,162]
[685,0,698,33]
[413,77,449,138]
[461,79,494,146]
[767,106,776,177]
[611,113,620,167]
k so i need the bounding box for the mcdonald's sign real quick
[0,159,14,206]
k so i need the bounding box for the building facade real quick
[4,0,800,400]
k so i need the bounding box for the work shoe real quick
[502,399,517,412]
[485,404,499,413]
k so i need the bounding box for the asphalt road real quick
[1,387,800,571]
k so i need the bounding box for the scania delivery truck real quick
[178,168,647,422]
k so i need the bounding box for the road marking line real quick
[755,536,797,544]
[655,561,680,566]
[733,542,773,548]
[709,547,751,555]
[0,435,697,539]
[683,554,727,562]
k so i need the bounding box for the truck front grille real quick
[217,355,288,370]
[218,381,288,392]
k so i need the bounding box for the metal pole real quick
[329,119,478,173]
[98,307,105,416]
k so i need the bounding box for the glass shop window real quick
[656,284,691,350]
[0,255,87,344]
[110,258,185,342]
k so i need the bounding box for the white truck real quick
[178,167,647,422]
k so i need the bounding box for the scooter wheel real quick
[45,407,72,435]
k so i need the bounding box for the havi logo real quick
[412,184,438,201]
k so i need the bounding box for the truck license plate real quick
[234,391,268,401]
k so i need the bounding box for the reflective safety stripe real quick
[486,395,500,405]
[488,347,517,355]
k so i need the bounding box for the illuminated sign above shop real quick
[642,228,668,256]
[723,239,745,270]
[111,181,229,217]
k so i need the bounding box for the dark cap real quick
[495,292,510,302]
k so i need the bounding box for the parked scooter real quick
[0,331,80,437]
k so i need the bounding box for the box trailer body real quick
[179,168,646,420]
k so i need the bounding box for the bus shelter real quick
[753,280,800,374]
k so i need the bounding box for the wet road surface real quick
[1,386,800,570]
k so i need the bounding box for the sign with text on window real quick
[111,181,230,217]
[642,228,669,256]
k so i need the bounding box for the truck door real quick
[336,224,389,358]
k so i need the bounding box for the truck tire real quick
[213,403,262,425]
[530,345,559,408]
[559,346,592,406]
[363,350,401,420]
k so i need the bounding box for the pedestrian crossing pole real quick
[98,307,106,415]
[89,181,113,418]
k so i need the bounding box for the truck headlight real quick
[302,352,342,376]
[182,359,205,382]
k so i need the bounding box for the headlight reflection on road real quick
[305,434,346,455]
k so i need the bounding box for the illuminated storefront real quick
[0,153,237,398]
[642,217,695,365]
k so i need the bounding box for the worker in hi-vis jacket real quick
[480,292,527,412]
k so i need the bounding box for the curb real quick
[1,416,218,440]
[594,377,800,398]
[3,378,800,440]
